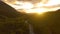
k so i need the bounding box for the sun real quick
[24,8,48,14]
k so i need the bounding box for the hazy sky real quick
[2,0,60,12]
[2,0,41,3]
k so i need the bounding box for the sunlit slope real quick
[0,1,22,18]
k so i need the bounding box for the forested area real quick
[0,1,60,34]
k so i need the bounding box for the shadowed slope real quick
[0,1,29,34]
[27,9,60,34]
[0,1,22,18]
[37,9,60,34]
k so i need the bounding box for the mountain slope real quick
[0,1,22,18]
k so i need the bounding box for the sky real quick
[1,0,60,13]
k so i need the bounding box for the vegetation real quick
[0,1,60,34]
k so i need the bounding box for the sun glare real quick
[24,8,48,14]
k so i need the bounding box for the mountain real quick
[0,1,29,34]
[0,1,23,18]
[25,9,60,34]
[26,9,60,34]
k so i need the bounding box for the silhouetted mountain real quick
[0,1,23,18]
[26,9,60,34]
[56,9,60,12]
[0,1,29,34]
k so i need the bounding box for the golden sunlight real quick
[24,8,47,14]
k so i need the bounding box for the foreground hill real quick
[0,1,29,34]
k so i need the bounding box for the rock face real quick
[0,1,21,18]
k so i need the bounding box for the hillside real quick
[0,1,23,18]
[26,9,60,34]
[0,1,29,34]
